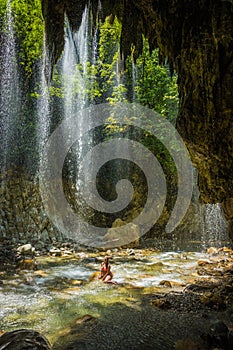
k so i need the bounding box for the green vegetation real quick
[0,3,178,123]
[12,0,44,74]
[0,0,44,74]
[0,0,7,20]
[134,39,178,124]
[97,16,122,102]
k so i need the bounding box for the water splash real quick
[202,203,228,248]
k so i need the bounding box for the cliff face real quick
[42,0,233,229]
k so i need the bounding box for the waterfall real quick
[132,61,138,102]
[36,32,50,166]
[61,6,91,189]
[202,203,228,248]
[0,0,21,174]
[62,7,89,114]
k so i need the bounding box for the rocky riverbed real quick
[0,246,233,349]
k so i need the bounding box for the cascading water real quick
[132,61,138,102]
[202,203,228,248]
[49,5,135,239]
[61,7,90,188]
[0,0,21,174]
[36,32,50,165]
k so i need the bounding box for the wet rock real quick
[76,252,88,259]
[17,244,33,254]
[17,244,35,257]
[4,279,20,287]
[159,280,172,288]
[0,329,51,349]
[49,248,62,256]
[197,259,211,266]
[174,338,204,350]
[53,314,98,350]
[200,292,226,310]
[126,248,135,256]
[72,314,97,327]
[70,279,83,286]
[151,297,171,310]
[184,283,215,293]
[206,247,219,255]
[152,261,164,267]
[17,259,38,271]
[33,270,48,277]
[22,275,34,285]
[89,271,99,281]
[61,249,73,256]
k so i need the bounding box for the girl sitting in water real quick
[98,256,117,284]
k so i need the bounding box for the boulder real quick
[0,329,51,349]
[17,244,35,256]
[103,219,139,248]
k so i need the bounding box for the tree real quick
[133,38,178,124]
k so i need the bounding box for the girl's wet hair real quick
[104,256,109,267]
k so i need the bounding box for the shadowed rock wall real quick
[0,169,64,251]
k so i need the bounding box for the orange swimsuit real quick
[101,264,108,273]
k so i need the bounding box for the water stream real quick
[0,249,210,345]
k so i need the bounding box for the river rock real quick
[17,244,35,256]
[151,297,171,310]
[159,280,172,288]
[200,292,225,310]
[0,329,51,349]
[17,259,38,271]
[49,248,62,256]
[206,247,219,255]
[61,249,73,256]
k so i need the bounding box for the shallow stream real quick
[0,248,216,345]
